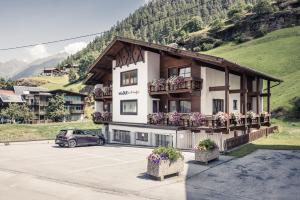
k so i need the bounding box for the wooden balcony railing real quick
[147,112,271,131]
[148,77,202,95]
[94,87,112,100]
[92,112,112,124]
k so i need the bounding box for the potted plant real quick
[189,112,205,126]
[150,79,166,92]
[151,112,164,124]
[215,112,229,127]
[260,111,269,123]
[167,76,185,90]
[92,112,102,122]
[168,112,182,125]
[194,139,219,164]
[230,112,242,126]
[246,111,256,124]
[147,146,184,181]
[94,88,103,98]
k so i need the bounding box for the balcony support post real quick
[256,77,261,127]
[225,66,230,132]
[267,80,271,113]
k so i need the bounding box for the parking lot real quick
[0,141,299,200]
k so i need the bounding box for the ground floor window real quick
[155,134,172,147]
[113,130,130,143]
[136,132,148,142]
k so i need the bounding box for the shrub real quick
[234,33,253,44]
[209,19,225,32]
[253,0,274,15]
[196,139,218,151]
[148,146,183,164]
[255,26,268,38]
[202,43,214,51]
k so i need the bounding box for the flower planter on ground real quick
[194,148,219,164]
[147,158,184,181]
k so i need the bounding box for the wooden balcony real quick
[148,77,202,95]
[147,112,271,132]
[94,87,112,100]
[92,112,112,124]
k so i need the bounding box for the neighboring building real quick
[85,37,282,150]
[14,86,52,123]
[50,89,86,121]
[42,67,63,76]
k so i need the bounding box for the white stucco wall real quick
[251,78,264,113]
[201,67,241,115]
[112,51,160,124]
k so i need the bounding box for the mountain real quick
[12,53,67,80]
[0,59,28,78]
[59,0,258,67]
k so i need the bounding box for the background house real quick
[50,89,86,121]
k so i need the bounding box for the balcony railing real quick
[92,112,112,124]
[147,112,271,131]
[94,87,112,100]
[148,76,202,95]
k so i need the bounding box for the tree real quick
[253,0,274,15]
[0,103,33,123]
[78,54,95,80]
[68,68,77,83]
[46,94,69,122]
[180,16,203,33]
[209,19,225,32]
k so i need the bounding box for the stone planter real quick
[194,148,219,164]
[147,158,184,181]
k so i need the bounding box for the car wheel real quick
[68,139,77,148]
[59,144,65,147]
[97,139,104,146]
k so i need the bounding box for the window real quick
[213,99,224,114]
[120,100,138,115]
[179,101,191,113]
[136,132,148,142]
[169,100,177,112]
[121,69,137,86]
[233,100,238,110]
[179,67,191,78]
[168,68,178,77]
[113,130,130,143]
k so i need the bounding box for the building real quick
[85,37,282,151]
[14,86,52,123]
[50,89,86,121]
[42,67,63,76]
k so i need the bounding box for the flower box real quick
[194,148,219,164]
[147,158,184,181]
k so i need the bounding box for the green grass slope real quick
[206,26,300,110]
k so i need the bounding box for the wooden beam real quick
[229,89,242,94]
[267,80,271,113]
[256,77,260,114]
[225,67,229,113]
[243,74,248,115]
[209,86,226,91]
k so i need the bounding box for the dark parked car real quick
[55,129,105,148]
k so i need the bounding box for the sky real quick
[0,0,147,63]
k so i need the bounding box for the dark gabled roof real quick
[86,37,282,84]
[50,89,87,97]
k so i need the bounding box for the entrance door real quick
[152,100,159,113]
[155,134,172,147]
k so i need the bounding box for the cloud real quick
[29,44,49,60]
[63,42,87,55]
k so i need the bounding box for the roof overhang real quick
[85,37,282,85]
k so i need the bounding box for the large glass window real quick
[213,99,224,114]
[168,68,178,77]
[179,67,191,78]
[113,130,130,143]
[179,101,191,113]
[121,69,137,86]
[120,100,138,115]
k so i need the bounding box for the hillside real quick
[205,26,300,110]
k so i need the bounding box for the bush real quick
[234,33,253,44]
[253,0,274,15]
[197,139,217,151]
[209,19,225,32]
[255,26,268,38]
[202,43,214,51]
[180,16,203,33]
